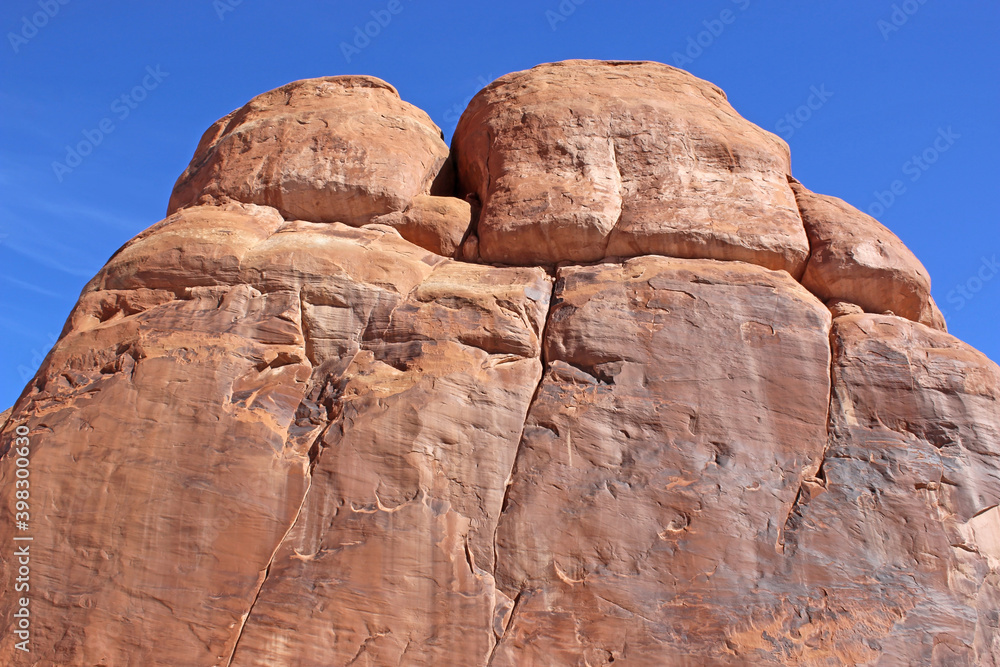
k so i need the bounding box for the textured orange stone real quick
[2,62,997,666]
[454,60,808,273]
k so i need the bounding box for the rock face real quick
[453,61,808,273]
[2,62,998,666]
[168,76,452,237]
[790,180,946,330]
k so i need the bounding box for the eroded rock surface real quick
[454,60,808,273]
[791,180,946,330]
[167,76,460,248]
[490,257,834,664]
[2,61,997,666]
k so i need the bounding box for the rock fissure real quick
[492,271,559,580]
[487,590,525,666]
[224,295,333,666]
[225,470,314,667]
[3,61,998,666]
[600,132,626,259]
[779,313,838,555]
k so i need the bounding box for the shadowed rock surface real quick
[1,61,997,666]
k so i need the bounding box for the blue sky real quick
[1,0,997,408]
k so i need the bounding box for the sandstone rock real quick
[1,283,313,666]
[459,232,480,262]
[370,194,472,257]
[770,314,1000,664]
[3,61,998,666]
[791,180,945,330]
[91,201,285,291]
[0,202,549,665]
[454,60,808,273]
[491,257,834,663]
[228,262,551,666]
[826,299,864,318]
[168,76,452,229]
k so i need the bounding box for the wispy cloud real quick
[0,274,70,300]
[0,236,100,278]
[22,197,142,233]
[0,314,57,340]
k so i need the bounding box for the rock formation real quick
[1,60,998,666]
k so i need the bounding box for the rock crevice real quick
[1,60,997,666]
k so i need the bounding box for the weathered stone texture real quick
[2,61,996,666]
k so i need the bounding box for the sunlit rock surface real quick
[2,62,997,666]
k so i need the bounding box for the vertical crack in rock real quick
[226,289,340,667]
[224,366,350,667]
[487,590,524,667]
[487,274,558,662]
[600,132,626,259]
[777,306,835,556]
[225,469,313,667]
[224,359,350,664]
[484,127,496,200]
[774,175,835,556]
[298,289,315,366]
[787,174,814,284]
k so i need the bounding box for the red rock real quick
[791,180,946,330]
[168,76,453,231]
[92,201,285,291]
[370,194,472,257]
[771,314,1000,664]
[454,60,808,273]
[228,261,551,666]
[0,199,551,665]
[3,61,998,666]
[1,282,312,665]
[491,257,834,663]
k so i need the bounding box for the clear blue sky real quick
[1,1,997,408]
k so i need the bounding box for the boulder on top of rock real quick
[791,180,946,330]
[168,76,453,230]
[370,194,473,257]
[453,60,808,273]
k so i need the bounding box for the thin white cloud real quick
[0,237,99,278]
[0,274,69,300]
